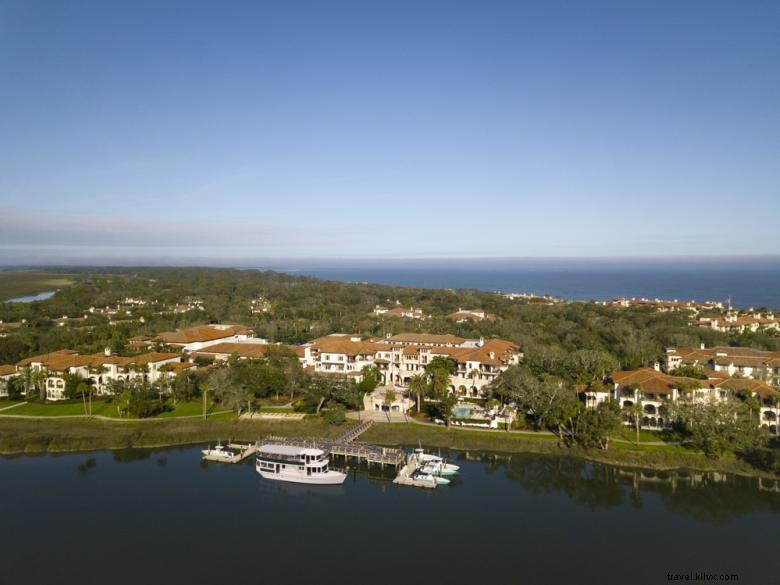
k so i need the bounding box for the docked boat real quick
[413,448,460,474]
[419,462,457,477]
[256,444,347,485]
[201,443,236,462]
[412,469,450,486]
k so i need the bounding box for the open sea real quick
[265,257,780,310]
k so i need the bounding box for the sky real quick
[1,0,779,264]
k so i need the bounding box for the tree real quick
[629,401,644,444]
[576,399,623,449]
[409,374,427,414]
[468,368,480,397]
[357,365,381,393]
[33,368,47,401]
[208,367,248,415]
[322,403,346,425]
[670,398,767,458]
[18,366,34,398]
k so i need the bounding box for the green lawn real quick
[157,401,219,418]
[0,400,24,411]
[613,427,668,443]
[8,400,121,417]
[2,399,233,420]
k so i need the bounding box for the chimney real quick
[104,347,112,357]
[479,336,484,347]
[700,342,705,350]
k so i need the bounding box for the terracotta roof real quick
[385,333,466,344]
[0,364,17,376]
[194,342,303,359]
[157,324,252,344]
[17,349,78,367]
[15,350,179,372]
[312,339,384,357]
[160,362,196,374]
[712,378,779,399]
[613,369,705,395]
[671,346,780,367]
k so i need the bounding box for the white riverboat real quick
[256,444,347,485]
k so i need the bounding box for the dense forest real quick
[2,266,778,367]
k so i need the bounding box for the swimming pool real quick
[453,406,475,419]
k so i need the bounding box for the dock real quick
[202,442,256,463]
[264,419,405,469]
[392,451,437,489]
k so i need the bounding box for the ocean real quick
[266,257,780,310]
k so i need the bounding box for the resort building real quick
[447,308,496,322]
[363,385,414,413]
[666,345,780,387]
[0,364,16,398]
[689,312,780,333]
[250,297,272,313]
[581,368,780,433]
[11,349,188,401]
[156,324,256,352]
[302,333,521,398]
[372,305,428,319]
[612,297,723,313]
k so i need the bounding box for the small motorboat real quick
[413,448,460,474]
[419,462,457,477]
[411,470,450,486]
[201,443,236,462]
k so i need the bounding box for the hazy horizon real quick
[3,254,780,270]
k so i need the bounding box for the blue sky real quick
[1,0,779,263]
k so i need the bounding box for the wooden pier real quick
[202,442,256,463]
[263,420,404,469]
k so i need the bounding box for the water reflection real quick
[77,457,97,475]
[459,452,780,522]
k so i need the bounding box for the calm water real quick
[2,446,778,585]
[6,289,56,303]
[269,257,780,309]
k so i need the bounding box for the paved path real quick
[0,401,27,412]
[347,410,681,445]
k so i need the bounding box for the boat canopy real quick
[258,444,324,457]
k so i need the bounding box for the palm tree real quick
[408,374,428,414]
[33,368,47,401]
[630,401,644,444]
[468,368,480,398]
[19,366,34,398]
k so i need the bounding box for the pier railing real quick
[263,420,404,467]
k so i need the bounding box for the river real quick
[1,447,778,585]
[5,289,57,303]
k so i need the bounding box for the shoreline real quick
[1,416,777,481]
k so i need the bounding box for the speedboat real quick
[201,443,236,461]
[412,469,450,486]
[419,462,457,477]
[413,448,460,474]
